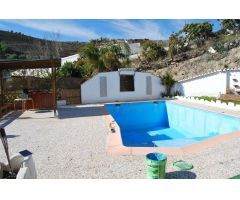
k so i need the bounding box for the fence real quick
[58,89,81,104]
[1,76,83,107]
[5,76,84,91]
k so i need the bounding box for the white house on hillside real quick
[81,68,164,104]
[61,42,142,66]
[61,54,79,65]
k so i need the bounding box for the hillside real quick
[2,28,240,82]
[135,32,240,81]
[0,30,85,60]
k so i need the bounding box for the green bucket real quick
[146,153,167,179]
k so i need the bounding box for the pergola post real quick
[0,59,61,113]
[52,65,57,116]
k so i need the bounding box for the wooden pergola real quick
[0,59,61,115]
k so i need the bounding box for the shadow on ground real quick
[166,171,197,179]
[6,134,20,138]
[0,111,24,128]
[35,110,52,113]
[57,106,105,119]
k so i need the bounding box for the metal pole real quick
[0,128,12,173]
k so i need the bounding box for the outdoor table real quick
[13,98,34,111]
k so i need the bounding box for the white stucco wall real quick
[173,72,227,97]
[229,71,240,91]
[81,71,164,104]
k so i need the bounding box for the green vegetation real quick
[219,19,240,33]
[195,96,240,105]
[56,39,131,78]
[0,41,7,52]
[57,62,82,78]
[0,30,84,60]
[213,42,226,54]
[160,72,176,96]
[142,40,167,62]
[195,96,217,102]
[77,39,130,77]
[0,40,24,60]
[1,19,240,80]
[168,33,186,59]
[179,22,214,46]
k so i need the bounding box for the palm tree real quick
[79,43,103,72]
[78,40,131,75]
[100,43,130,71]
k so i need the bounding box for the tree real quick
[57,62,82,78]
[100,43,130,71]
[142,41,167,62]
[78,39,130,76]
[160,72,176,96]
[168,33,186,59]
[79,42,103,72]
[90,37,110,47]
[180,22,213,46]
[219,19,240,33]
[0,41,7,52]
[0,41,8,59]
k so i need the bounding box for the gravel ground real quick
[0,105,240,179]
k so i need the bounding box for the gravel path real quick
[0,105,240,179]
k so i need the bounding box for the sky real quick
[0,19,221,42]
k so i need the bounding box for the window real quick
[120,75,134,92]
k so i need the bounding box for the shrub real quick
[226,88,234,95]
[142,41,167,62]
[160,72,176,96]
[219,19,240,33]
[214,42,226,54]
[173,90,182,96]
[180,22,214,46]
[57,62,82,78]
[168,33,186,59]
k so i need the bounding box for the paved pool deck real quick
[0,102,240,179]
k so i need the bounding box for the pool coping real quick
[101,100,240,156]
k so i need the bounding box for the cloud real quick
[2,19,99,40]
[0,23,7,29]
[110,20,164,40]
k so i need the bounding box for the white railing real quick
[175,96,240,111]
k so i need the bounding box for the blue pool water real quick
[105,101,240,147]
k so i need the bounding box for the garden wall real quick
[173,69,240,97]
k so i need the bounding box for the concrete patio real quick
[0,104,240,179]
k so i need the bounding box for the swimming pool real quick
[105,101,240,148]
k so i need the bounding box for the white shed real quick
[81,69,165,104]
